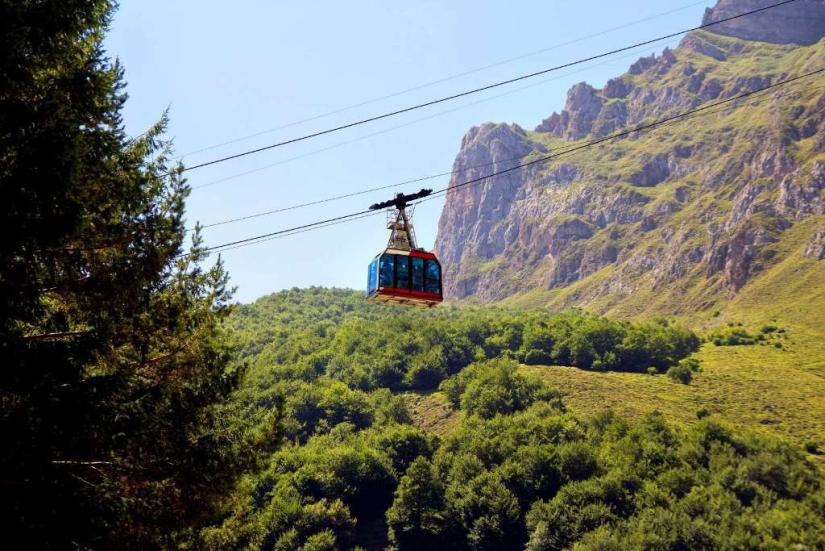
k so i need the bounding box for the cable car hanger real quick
[369,188,432,251]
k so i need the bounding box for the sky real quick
[105,0,715,303]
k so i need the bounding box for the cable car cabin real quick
[366,249,443,308]
[366,188,443,308]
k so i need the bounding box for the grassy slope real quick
[455,218,825,466]
[522,347,825,468]
[494,228,825,465]
[402,391,461,436]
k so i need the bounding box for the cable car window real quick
[425,259,441,295]
[411,257,424,292]
[396,255,410,289]
[379,254,394,287]
[367,259,378,294]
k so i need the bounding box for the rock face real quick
[535,83,604,140]
[701,0,825,46]
[804,230,825,260]
[434,0,825,310]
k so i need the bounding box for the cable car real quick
[366,189,443,308]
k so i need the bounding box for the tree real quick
[0,1,279,547]
[449,471,522,550]
[387,457,447,549]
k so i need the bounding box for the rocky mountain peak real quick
[536,83,604,140]
[702,0,825,45]
[434,0,825,311]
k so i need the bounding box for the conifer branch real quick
[21,330,88,341]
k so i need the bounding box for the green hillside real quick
[205,288,825,549]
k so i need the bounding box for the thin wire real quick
[189,69,822,257]
[179,0,799,174]
[212,211,385,254]
[178,0,710,159]
[186,209,375,255]
[194,40,677,194]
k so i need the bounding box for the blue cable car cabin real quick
[366,249,443,308]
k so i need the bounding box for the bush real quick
[439,358,561,419]
[678,357,701,372]
[709,327,756,346]
[404,363,446,390]
[647,367,658,376]
[667,365,692,385]
[300,530,338,551]
[696,408,711,420]
[524,349,553,366]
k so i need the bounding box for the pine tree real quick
[0,1,280,547]
[387,457,447,549]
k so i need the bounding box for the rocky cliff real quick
[435,0,825,316]
[702,0,825,45]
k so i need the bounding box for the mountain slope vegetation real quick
[207,288,825,549]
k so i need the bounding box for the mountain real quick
[435,0,825,321]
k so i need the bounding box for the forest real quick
[200,288,825,549]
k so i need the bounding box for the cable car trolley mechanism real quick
[365,189,443,308]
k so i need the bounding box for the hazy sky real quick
[106,0,714,302]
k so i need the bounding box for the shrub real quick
[440,358,561,419]
[678,357,701,372]
[667,365,692,385]
[709,327,756,346]
[300,530,338,551]
[647,367,658,376]
[696,408,711,420]
[524,349,553,366]
[404,363,446,390]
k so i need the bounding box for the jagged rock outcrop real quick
[701,0,825,45]
[777,162,825,217]
[535,83,604,140]
[436,122,545,281]
[435,0,825,309]
[804,230,825,259]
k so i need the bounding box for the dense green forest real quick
[204,288,825,549]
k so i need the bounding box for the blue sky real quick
[106,0,714,302]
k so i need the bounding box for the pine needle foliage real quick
[0,1,281,547]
